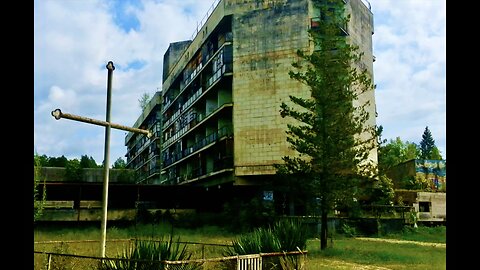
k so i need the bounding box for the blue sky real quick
[34,0,446,165]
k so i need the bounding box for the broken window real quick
[419,201,431,212]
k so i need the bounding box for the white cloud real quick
[34,0,447,165]
[370,0,446,158]
[34,0,216,164]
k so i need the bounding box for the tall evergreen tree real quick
[276,0,377,250]
[419,126,437,159]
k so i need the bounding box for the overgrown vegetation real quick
[222,219,308,270]
[34,223,445,270]
[34,153,47,222]
[98,236,202,270]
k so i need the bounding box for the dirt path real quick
[355,237,446,248]
[314,258,393,269]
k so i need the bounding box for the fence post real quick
[47,253,52,270]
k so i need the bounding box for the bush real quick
[224,219,307,256]
[98,236,202,270]
[340,223,357,237]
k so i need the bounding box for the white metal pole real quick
[100,61,115,257]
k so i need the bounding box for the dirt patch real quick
[315,259,393,270]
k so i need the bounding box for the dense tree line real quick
[34,154,127,169]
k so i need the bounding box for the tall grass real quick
[307,237,446,270]
[35,223,445,270]
[380,225,446,243]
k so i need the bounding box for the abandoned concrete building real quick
[388,159,447,223]
[125,0,377,188]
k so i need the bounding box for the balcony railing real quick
[162,125,233,168]
[162,102,233,150]
[162,42,232,114]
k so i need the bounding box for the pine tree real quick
[276,0,377,250]
[419,126,437,159]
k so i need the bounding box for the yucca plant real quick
[224,219,307,257]
[224,227,281,257]
[222,221,308,270]
[273,219,308,251]
[97,235,202,270]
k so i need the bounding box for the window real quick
[419,202,431,212]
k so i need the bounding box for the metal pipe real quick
[49,61,152,258]
[51,109,152,138]
[100,61,114,258]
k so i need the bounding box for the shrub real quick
[98,236,202,270]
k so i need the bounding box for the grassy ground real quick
[34,222,446,270]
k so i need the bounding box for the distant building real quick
[125,91,163,184]
[395,190,446,224]
[387,159,446,191]
[127,0,376,187]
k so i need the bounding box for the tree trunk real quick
[320,208,328,250]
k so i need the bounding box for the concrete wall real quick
[414,192,446,222]
[231,0,311,176]
[230,0,376,176]
[159,0,377,184]
[395,190,446,222]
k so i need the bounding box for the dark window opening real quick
[419,201,431,212]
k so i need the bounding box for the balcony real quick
[162,42,232,114]
[162,125,233,168]
[162,102,233,150]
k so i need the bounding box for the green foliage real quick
[277,0,377,250]
[378,137,420,173]
[273,219,308,252]
[340,223,357,238]
[80,155,98,168]
[224,219,308,256]
[48,155,69,167]
[64,158,82,181]
[402,175,432,191]
[430,146,443,160]
[419,126,440,160]
[98,237,202,270]
[35,154,50,167]
[366,174,395,206]
[385,225,446,243]
[34,154,47,222]
[307,236,445,269]
[138,92,151,111]
[34,223,445,270]
[112,157,127,169]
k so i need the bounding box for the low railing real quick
[34,239,307,270]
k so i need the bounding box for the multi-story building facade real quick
[125,91,163,184]
[132,0,376,188]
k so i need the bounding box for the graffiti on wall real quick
[415,160,446,191]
